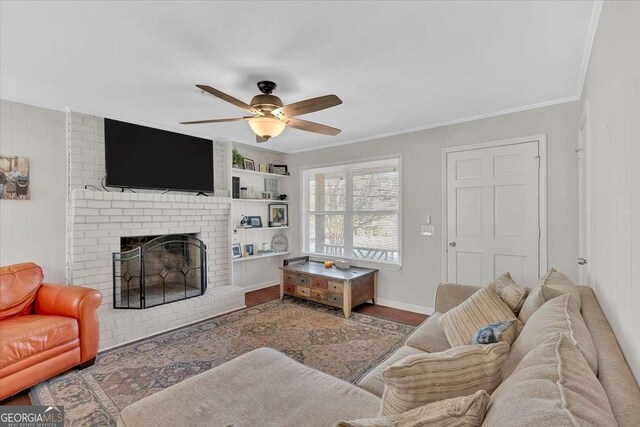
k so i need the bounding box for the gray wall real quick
[291,101,580,312]
[580,1,640,381]
[0,99,67,281]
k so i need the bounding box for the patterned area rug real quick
[31,297,414,426]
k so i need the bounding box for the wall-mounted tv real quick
[105,118,214,192]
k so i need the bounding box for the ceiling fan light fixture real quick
[248,116,286,139]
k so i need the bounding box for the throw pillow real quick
[471,319,517,345]
[334,390,490,427]
[502,293,597,379]
[517,286,545,324]
[438,286,520,348]
[483,333,616,427]
[489,273,528,315]
[380,342,509,416]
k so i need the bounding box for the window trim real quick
[300,154,402,269]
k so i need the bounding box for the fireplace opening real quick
[113,234,207,309]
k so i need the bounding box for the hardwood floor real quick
[2,285,427,406]
[247,284,428,326]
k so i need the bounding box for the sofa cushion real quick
[517,285,545,324]
[483,333,616,427]
[0,314,79,368]
[379,342,509,416]
[117,347,381,427]
[489,273,528,315]
[540,268,581,312]
[0,263,44,320]
[404,312,451,353]
[502,294,597,379]
[438,286,520,348]
[334,390,490,427]
[358,345,424,397]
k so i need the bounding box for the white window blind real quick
[302,157,401,265]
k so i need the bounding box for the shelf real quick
[233,251,291,262]
[232,168,290,179]
[234,226,290,231]
[232,198,290,203]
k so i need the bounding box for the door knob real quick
[449,241,456,247]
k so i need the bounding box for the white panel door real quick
[446,141,541,285]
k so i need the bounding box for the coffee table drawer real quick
[296,275,311,286]
[284,273,297,285]
[328,281,343,293]
[311,289,327,301]
[328,293,343,304]
[311,277,328,290]
[283,284,296,294]
[296,286,311,297]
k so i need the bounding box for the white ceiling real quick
[1,1,598,153]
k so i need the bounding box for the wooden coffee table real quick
[279,257,377,318]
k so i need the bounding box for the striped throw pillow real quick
[379,342,509,416]
[334,390,490,427]
[438,286,520,348]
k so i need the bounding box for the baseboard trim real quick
[376,298,434,315]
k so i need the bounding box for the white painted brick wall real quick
[65,110,240,349]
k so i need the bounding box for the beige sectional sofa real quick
[118,284,640,427]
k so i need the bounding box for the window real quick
[302,157,401,265]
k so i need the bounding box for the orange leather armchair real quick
[0,263,102,400]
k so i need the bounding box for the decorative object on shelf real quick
[261,192,271,199]
[271,235,289,252]
[272,165,288,175]
[259,164,267,173]
[239,215,252,228]
[262,242,269,251]
[269,221,283,227]
[279,194,288,201]
[0,155,30,200]
[231,243,242,259]
[264,178,278,198]
[243,158,255,171]
[232,176,240,199]
[247,216,263,228]
[232,148,244,169]
[269,203,288,226]
[240,187,248,199]
[258,249,275,255]
[180,82,342,143]
[245,244,254,256]
[335,260,351,269]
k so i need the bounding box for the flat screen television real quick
[105,118,214,192]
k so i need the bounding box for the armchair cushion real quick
[0,315,78,369]
[0,263,44,320]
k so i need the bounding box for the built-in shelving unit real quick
[233,251,291,263]
[230,144,292,292]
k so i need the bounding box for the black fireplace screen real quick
[113,234,207,309]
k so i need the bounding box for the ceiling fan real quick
[180,81,342,143]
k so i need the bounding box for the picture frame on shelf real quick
[268,204,288,226]
[245,244,254,256]
[247,215,263,228]
[272,165,288,175]
[243,158,255,171]
[261,192,271,199]
[231,243,242,259]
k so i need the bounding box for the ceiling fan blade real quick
[273,95,342,118]
[286,118,341,136]
[180,117,252,125]
[196,85,260,115]
[256,135,269,143]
